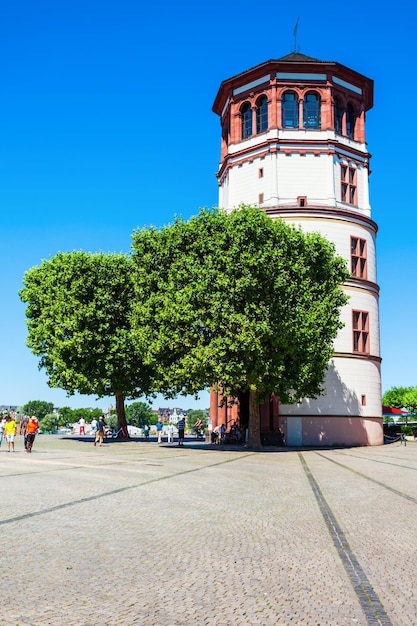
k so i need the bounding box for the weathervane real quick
[293,17,300,52]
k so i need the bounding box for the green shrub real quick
[38,413,59,433]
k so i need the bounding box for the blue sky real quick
[0,0,415,412]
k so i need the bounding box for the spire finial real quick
[293,17,300,52]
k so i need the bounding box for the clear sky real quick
[0,0,415,412]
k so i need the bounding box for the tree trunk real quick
[115,391,129,438]
[247,391,262,449]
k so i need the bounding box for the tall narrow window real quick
[352,310,369,354]
[351,237,367,279]
[303,91,321,129]
[341,165,357,205]
[346,103,355,139]
[256,95,268,134]
[282,91,299,128]
[241,102,252,139]
[334,97,343,134]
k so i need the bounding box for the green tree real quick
[402,388,417,414]
[20,252,153,438]
[382,387,413,409]
[131,206,349,448]
[23,400,54,421]
[125,401,153,428]
[56,406,102,427]
[39,413,59,433]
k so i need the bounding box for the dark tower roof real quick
[276,52,324,63]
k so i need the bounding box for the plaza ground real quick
[1,434,416,625]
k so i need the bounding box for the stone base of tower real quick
[209,390,383,448]
[281,414,383,447]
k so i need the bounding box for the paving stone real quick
[1,435,416,625]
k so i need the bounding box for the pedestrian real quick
[4,415,17,452]
[21,415,29,437]
[0,415,6,448]
[79,417,86,435]
[25,416,39,452]
[91,417,98,436]
[156,418,163,444]
[177,416,186,447]
[167,421,174,444]
[220,423,226,444]
[94,415,106,447]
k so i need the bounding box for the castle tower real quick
[211,53,383,447]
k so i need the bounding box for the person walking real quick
[156,418,164,444]
[90,417,98,437]
[0,415,6,448]
[94,415,106,447]
[4,415,17,452]
[177,416,186,447]
[25,416,39,452]
[166,421,174,444]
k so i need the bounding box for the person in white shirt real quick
[0,416,6,448]
[166,422,174,444]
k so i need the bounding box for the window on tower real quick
[282,91,299,128]
[346,103,356,139]
[341,164,357,206]
[303,91,321,129]
[241,102,252,139]
[334,97,343,134]
[256,95,268,134]
[352,310,369,354]
[351,236,367,279]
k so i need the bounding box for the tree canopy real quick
[125,401,154,427]
[402,389,417,414]
[22,400,54,421]
[382,387,413,410]
[131,206,349,447]
[20,251,152,436]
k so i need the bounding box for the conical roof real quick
[276,52,325,63]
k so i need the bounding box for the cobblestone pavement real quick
[1,434,416,626]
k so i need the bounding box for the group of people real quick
[0,413,39,452]
[211,422,245,445]
[155,417,186,446]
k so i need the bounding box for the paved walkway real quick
[1,434,416,626]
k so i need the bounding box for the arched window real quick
[346,103,355,139]
[256,95,268,134]
[241,102,252,139]
[334,97,343,134]
[282,91,299,128]
[303,91,321,129]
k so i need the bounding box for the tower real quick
[211,53,383,447]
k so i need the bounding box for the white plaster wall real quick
[281,217,377,284]
[333,159,370,216]
[340,287,380,356]
[223,154,371,219]
[276,153,332,205]
[280,357,382,418]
